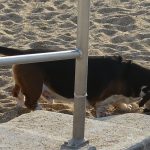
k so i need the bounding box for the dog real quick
[0,46,150,113]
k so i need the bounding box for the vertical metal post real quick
[61,0,94,149]
[73,0,90,143]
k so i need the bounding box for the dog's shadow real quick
[0,107,31,123]
[94,111,150,122]
[1,103,149,123]
[94,114,121,122]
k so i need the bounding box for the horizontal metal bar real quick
[0,49,81,66]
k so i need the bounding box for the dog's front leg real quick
[16,91,43,111]
[16,90,25,108]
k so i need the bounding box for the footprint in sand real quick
[102,43,130,52]
[8,3,24,10]
[47,19,57,25]
[111,34,135,43]
[29,40,65,50]
[140,2,150,7]
[0,4,4,10]
[53,0,64,6]
[58,34,76,42]
[3,8,14,13]
[129,42,145,50]
[136,33,150,40]
[31,7,44,13]
[59,21,76,29]
[142,38,150,46]
[53,0,74,10]
[98,28,117,36]
[99,15,135,26]
[0,92,7,99]
[0,78,10,88]
[42,12,59,20]
[0,13,23,23]
[70,16,77,24]
[120,0,130,2]
[2,20,14,26]
[0,70,12,77]
[0,35,13,43]
[3,103,16,108]
[116,24,137,32]
[27,14,40,21]
[131,10,148,16]
[97,7,127,14]
[58,14,72,20]
[45,6,56,11]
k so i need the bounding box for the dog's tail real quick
[0,46,53,56]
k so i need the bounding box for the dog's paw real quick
[35,104,43,110]
[96,111,111,118]
[96,104,115,118]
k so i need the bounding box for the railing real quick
[0,49,80,65]
[0,0,94,149]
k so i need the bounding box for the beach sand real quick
[0,0,150,123]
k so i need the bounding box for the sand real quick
[0,0,150,123]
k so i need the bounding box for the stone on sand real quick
[0,111,150,150]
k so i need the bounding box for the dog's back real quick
[38,56,127,102]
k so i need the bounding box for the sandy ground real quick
[0,0,150,123]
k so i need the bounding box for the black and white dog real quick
[0,46,150,113]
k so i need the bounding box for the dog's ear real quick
[113,55,123,62]
[126,59,132,64]
[116,55,132,64]
[117,55,123,62]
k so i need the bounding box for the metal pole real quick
[73,0,90,142]
[0,49,80,65]
[61,0,92,149]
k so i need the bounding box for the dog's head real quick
[140,86,150,97]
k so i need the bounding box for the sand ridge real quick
[0,0,150,122]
